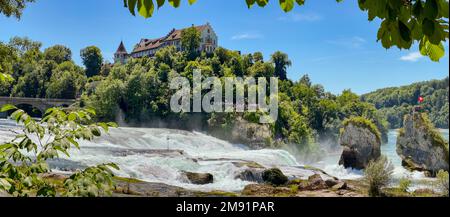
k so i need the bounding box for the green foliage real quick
[0,0,35,19]
[181,26,201,60]
[1,36,392,153]
[63,163,119,197]
[0,37,90,101]
[81,46,104,78]
[44,45,72,64]
[435,170,449,197]
[0,105,119,197]
[362,77,449,129]
[270,51,291,80]
[123,0,448,62]
[398,176,412,193]
[342,116,382,143]
[364,155,394,197]
[0,73,13,96]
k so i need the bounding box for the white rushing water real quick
[0,119,448,192]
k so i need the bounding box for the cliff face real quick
[230,118,272,149]
[339,118,381,169]
[397,113,449,177]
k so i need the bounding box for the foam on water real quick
[0,119,448,192]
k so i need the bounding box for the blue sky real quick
[1,0,448,94]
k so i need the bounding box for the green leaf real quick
[280,0,295,12]
[424,0,438,19]
[68,112,77,121]
[106,163,120,171]
[420,37,445,61]
[0,143,13,150]
[67,137,80,149]
[188,0,197,5]
[156,0,165,8]
[422,18,436,37]
[296,0,305,6]
[0,104,17,112]
[438,0,449,18]
[107,122,119,128]
[138,0,154,18]
[256,0,269,7]
[168,0,181,7]
[0,178,12,191]
[98,122,109,132]
[413,0,423,18]
[398,20,411,42]
[246,0,256,8]
[127,0,138,15]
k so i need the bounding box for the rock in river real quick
[396,113,449,177]
[339,117,381,169]
[182,172,214,185]
[262,168,288,186]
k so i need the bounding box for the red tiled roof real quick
[116,41,128,54]
[131,24,209,54]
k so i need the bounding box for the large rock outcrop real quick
[339,117,381,169]
[230,118,272,149]
[396,113,449,177]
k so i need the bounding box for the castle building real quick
[114,41,128,64]
[114,23,218,64]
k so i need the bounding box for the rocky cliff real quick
[230,118,272,149]
[396,112,449,177]
[339,117,381,169]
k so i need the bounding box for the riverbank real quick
[1,172,443,197]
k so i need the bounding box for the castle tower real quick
[114,41,128,64]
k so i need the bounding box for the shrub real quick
[436,170,449,197]
[398,177,412,193]
[364,155,394,197]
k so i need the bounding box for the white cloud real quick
[231,33,263,40]
[326,36,366,49]
[400,52,423,62]
[278,13,322,22]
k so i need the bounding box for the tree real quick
[46,71,78,99]
[123,0,449,62]
[81,46,103,77]
[299,74,311,87]
[270,51,291,80]
[0,105,118,197]
[253,52,264,63]
[0,0,35,19]
[181,26,201,60]
[44,45,72,64]
[11,67,44,98]
[0,42,17,76]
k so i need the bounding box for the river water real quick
[0,119,448,192]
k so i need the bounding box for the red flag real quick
[418,96,424,103]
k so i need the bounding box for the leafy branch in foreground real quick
[123,0,448,62]
[0,0,35,19]
[0,105,119,197]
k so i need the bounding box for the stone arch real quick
[14,103,44,118]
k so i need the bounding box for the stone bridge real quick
[0,97,77,114]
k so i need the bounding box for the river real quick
[0,119,448,192]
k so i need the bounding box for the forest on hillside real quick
[1,34,390,159]
[362,77,449,129]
